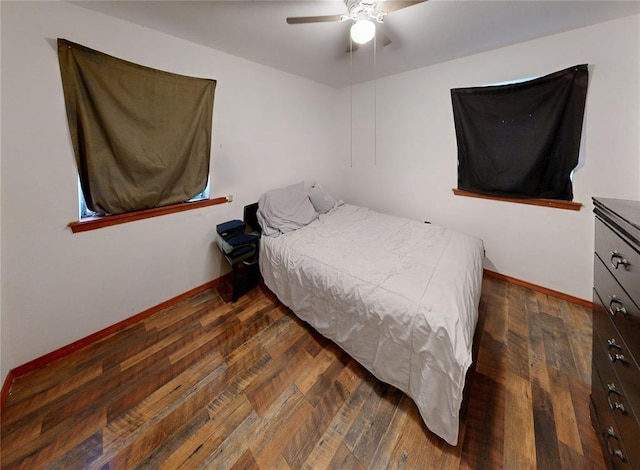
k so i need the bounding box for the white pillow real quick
[309,185,337,214]
[257,182,318,236]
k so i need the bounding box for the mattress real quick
[259,203,484,445]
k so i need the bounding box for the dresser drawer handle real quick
[609,353,630,366]
[608,295,629,317]
[607,338,622,350]
[610,250,630,270]
[607,383,628,414]
[606,427,626,462]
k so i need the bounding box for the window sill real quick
[452,189,582,211]
[68,196,229,233]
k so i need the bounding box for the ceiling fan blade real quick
[286,15,343,24]
[382,0,427,14]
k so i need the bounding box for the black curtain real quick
[451,64,588,200]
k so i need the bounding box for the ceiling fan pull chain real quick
[374,33,377,166]
[350,35,353,169]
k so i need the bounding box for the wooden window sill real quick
[68,196,229,233]
[452,189,582,211]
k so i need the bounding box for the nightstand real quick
[223,245,260,302]
[216,220,261,302]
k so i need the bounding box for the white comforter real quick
[259,204,484,445]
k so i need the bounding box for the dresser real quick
[592,197,640,469]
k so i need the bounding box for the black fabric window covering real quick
[451,64,588,201]
[58,39,216,216]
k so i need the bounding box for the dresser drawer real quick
[595,218,640,305]
[595,257,640,363]
[592,366,637,469]
[593,323,640,467]
[593,289,640,415]
[593,198,640,470]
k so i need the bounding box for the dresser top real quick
[594,197,640,232]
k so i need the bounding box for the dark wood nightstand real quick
[216,230,261,302]
[223,246,260,302]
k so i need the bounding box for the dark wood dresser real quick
[592,197,640,469]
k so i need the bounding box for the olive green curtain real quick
[57,38,216,215]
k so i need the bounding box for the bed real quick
[255,182,484,445]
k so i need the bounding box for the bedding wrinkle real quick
[259,204,484,445]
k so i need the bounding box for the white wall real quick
[0,1,342,381]
[0,3,3,384]
[341,15,640,301]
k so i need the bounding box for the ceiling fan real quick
[286,0,426,51]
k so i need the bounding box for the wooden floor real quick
[1,276,605,469]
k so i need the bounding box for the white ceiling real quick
[72,0,640,88]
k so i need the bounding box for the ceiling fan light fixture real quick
[350,19,375,44]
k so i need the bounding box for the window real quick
[58,38,216,218]
[78,179,211,220]
[450,64,588,202]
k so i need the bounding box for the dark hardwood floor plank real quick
[301,326,329,358]
[1,280,606,469]
[459,372,505,470]
[530,380,562,469]
[91,353,227,469]
[158,394,254,469]
[260,313,310,360]
[132,408,210,470]
[119,332,185,372]
[2,404,107,470]
[45,432,104,470]
[282,375,350,468]
[567,375,606,468]
[243,338,313,416]
[214,303,284,360]
[328,442,366,470]
[547,366,583,456]
[481,278,509,345]
[540,312,579,378]
[343,379,392,453]
[473,331,507,386]
[300,376,374,470]
[563,301,594,385]
[2,362,103,425]
[503,372,536,469]
[234,293,277,323]
[145,293,223,333]
[196,291,257,329]
[367,394,411,470]
[506,285,531,381]
[201,382,304,469]
[181,403,259,469]
[249,384,314,468]
[350,384,404,468]
[524,285,562,470]
[229,449,261,470]
[535,290,564,319]
[558,440,587,470]
[221,311,288,367]
[294,344,344,395]
[3,322,148,417]
[302,345,351,408]
[379,395,446,470]
[192,406,260,470]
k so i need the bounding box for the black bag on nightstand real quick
[219,233,260,257]
[216,219,245,240]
